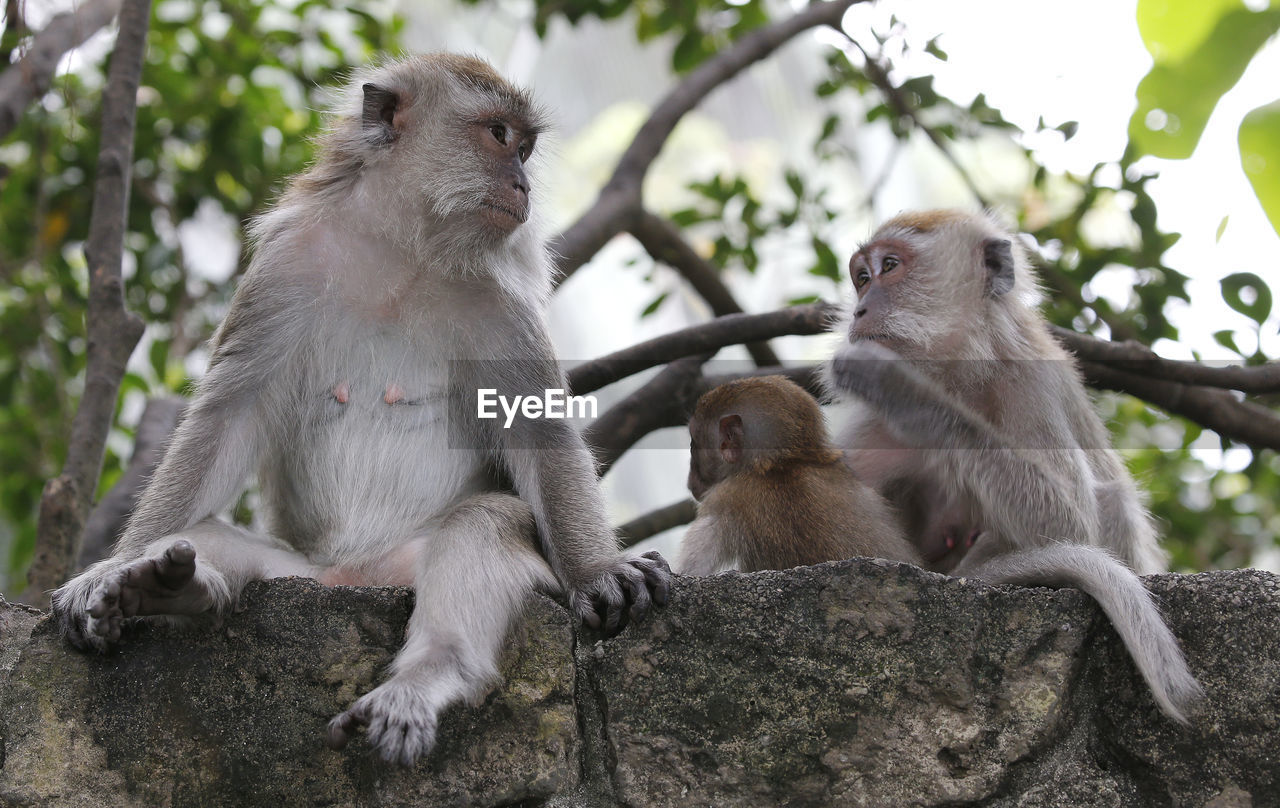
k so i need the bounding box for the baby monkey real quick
[677,375,920,574]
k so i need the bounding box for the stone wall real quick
[1,560,1276,807]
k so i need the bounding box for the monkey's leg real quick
[57,519,315,651]
[326,493,558,766]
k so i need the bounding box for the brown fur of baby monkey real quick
[678,375,920,575]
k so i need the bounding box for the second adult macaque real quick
[678,375,920,574]
[828,209,1202,723]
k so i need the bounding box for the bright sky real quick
[845,0,1280,361]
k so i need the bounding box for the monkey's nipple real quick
[384,384,406,405]
[332,382,350,404]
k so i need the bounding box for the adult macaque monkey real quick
[678,375,920,574]
[828,209,1202,723]
[51,54,671,765]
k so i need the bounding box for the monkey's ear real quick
[362,83,399,144]
[718,414,744,464]
[983,238,1015,296]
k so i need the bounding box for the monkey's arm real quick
[115,274,302,555]
[460,325,670,634]
[832,341,1099,548]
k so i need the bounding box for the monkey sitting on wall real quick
[677,375,920,574]
[50,54,670,765]
[827,209,1202,723]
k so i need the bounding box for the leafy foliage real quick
[0,0,400,591]
[1130,0,1280,237]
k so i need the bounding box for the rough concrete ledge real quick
[1,561,1276,807]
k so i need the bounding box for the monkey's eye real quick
[518,136,535,162]
[881,255,900,273]
[855,268,871,288]
[488,124,508,145]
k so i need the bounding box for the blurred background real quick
[2,0,1278,596]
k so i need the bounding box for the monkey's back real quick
[703,460,917,572]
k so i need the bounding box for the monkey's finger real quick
[326,705,369,750]
[620,567,652,623]
[87,580,121,620]
[570,591,602,630]
[638,551,672,607]
[154,540,198,590]
[596,581,627,636]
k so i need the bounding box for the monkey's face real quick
[468,117,538,233]
[687,429,716,501]
[687,416,736,501]
[848,234,933,356]
[846,212,1019,359]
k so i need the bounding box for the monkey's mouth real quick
[480,201,529,227]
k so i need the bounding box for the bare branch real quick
[630,209,780,367]
[617,499,697,548]
[568,302,838,396]
[78,397,184,570]
[28,0,150,604]
[551,0,861,283]
[1052,326,1280,394]
[585,355,712,475]
[1079,361,1280,454]
[846,36,990,209]
[0,0,122,142]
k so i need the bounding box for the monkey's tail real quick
[971,543,1203,724]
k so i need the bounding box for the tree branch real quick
[0,0,122,142]
[846,36,990,209]
[617,499,698,548]
[567,302,838,396]
[1052,326,1280,394]
[584,354,712,475]
[28,0,150,603]
[629,209,780,367]
[1079,361,1280,454]
[551,0,861,284]
[77,397,184,571]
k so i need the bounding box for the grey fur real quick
[50,54,669,765]
[827,210,1201,724]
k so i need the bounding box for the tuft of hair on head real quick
[694,376,840,469]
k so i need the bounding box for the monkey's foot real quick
[52,540,223,651]
[326,676,442,766]
[569,550,672,636]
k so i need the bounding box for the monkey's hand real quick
[831,340,986,449]
[568,550,671,636]
[50,540,224,652]
[326,673,442,766]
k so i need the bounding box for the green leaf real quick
[640,292,669,318]
[149,338,170,382]
[1239,98,1280,238]
[924,36,948,61]
[1216,215,1230,242]
[1220,272,1273,325]
[672,33,707,73]
[1136,0,1238,63]
[785,170,804,199]
[808,236,841,282]
[1129,6,1280,159]
[1212,329,1244,356]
